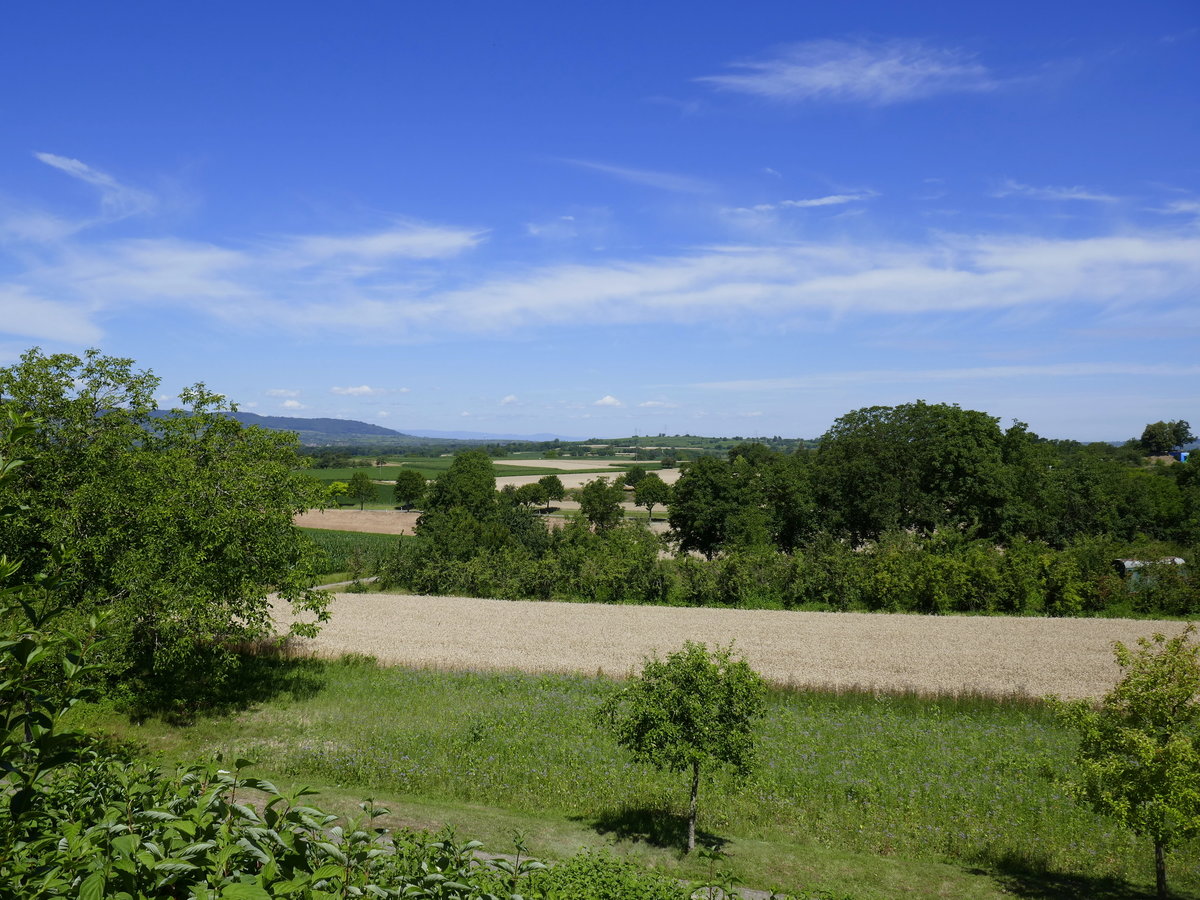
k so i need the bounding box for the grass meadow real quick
[81,656,1200,899]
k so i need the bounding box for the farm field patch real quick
[273,592,1191,700]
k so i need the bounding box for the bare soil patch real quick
[294,509,419,535]
[273,593,1191,699]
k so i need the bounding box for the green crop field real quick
[299,527,400,574]
[80,659,1200,899]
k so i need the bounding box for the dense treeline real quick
[377,403,1200,617]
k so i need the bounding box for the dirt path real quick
[274,592,1191,699]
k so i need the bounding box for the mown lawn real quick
[78,657,1200,899]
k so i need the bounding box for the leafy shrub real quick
[527,848,687,899]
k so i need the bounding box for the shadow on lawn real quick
[133,643,328,724]
[573,805,728,854]
[977,853,1182,900]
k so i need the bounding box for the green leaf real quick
[220,885,273,900]
[310,863,344,881]
[78,872,105,900]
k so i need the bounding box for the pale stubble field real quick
[273,591,1193,699]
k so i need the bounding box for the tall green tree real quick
[597,642,766,853]
[392,468,427,510]
[1141,420,1195,455]
[813,401,1010,542]
[0,348,327,711]
[1056,626,1200,900]
[633,472,671,522]
[422,450,497,520]
[578,477,624,531]
[668,457,744,559]
[537,473,565,512]
[348,470,376,510]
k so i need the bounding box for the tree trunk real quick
[1155,839,1167,900]
[687,760,700,853]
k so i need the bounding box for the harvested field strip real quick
[273,592,1194,700]
[294,509,418,534]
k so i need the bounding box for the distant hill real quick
[149,410,439,445]
[224,412,407,438]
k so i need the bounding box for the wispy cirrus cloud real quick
[285,225,484,263]
[697,39,997,105]
[696,362,1200,392]
[994,179,1119,203]
[0,283,102,342]
[35,151,157,220]
[267,388,301,397]
[560,159,714,194]
[727,191,876,214]
[330,385,394,396]
[12,227,1200,343]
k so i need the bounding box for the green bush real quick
[528,849,686,899]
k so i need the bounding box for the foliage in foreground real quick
[0,349,328,714]
[1056,625,1200,899]
[0,459,715,900]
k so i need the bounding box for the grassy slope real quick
[78,659,1199,899]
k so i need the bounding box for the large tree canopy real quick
[0,348,327,711]
[814,401,1010,542]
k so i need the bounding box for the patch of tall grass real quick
[104,659,1200,894]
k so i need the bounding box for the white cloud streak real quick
[267,388,301,397]
[0,283,102,342]
[994,180,1119,203]
[561,159,714,194]
[593,395,623,407]
[35,152,157,220]
[697,363,1200,392]
[9,227,1200,344]
[727,192,875,214]
[697,39,996,105]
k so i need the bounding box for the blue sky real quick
[1,2,1197,441]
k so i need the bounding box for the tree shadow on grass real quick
[973,851,1181,900]
[571,805,728,854]
[133,642,328,724]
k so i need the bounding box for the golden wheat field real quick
[272,592,1194,699]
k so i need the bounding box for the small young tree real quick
[634,472,671,522]
[326,480,350,507]
[1056,625,1200,900]
[597,642,766,853]
[348,470,376,510]
[393,468,427,510]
